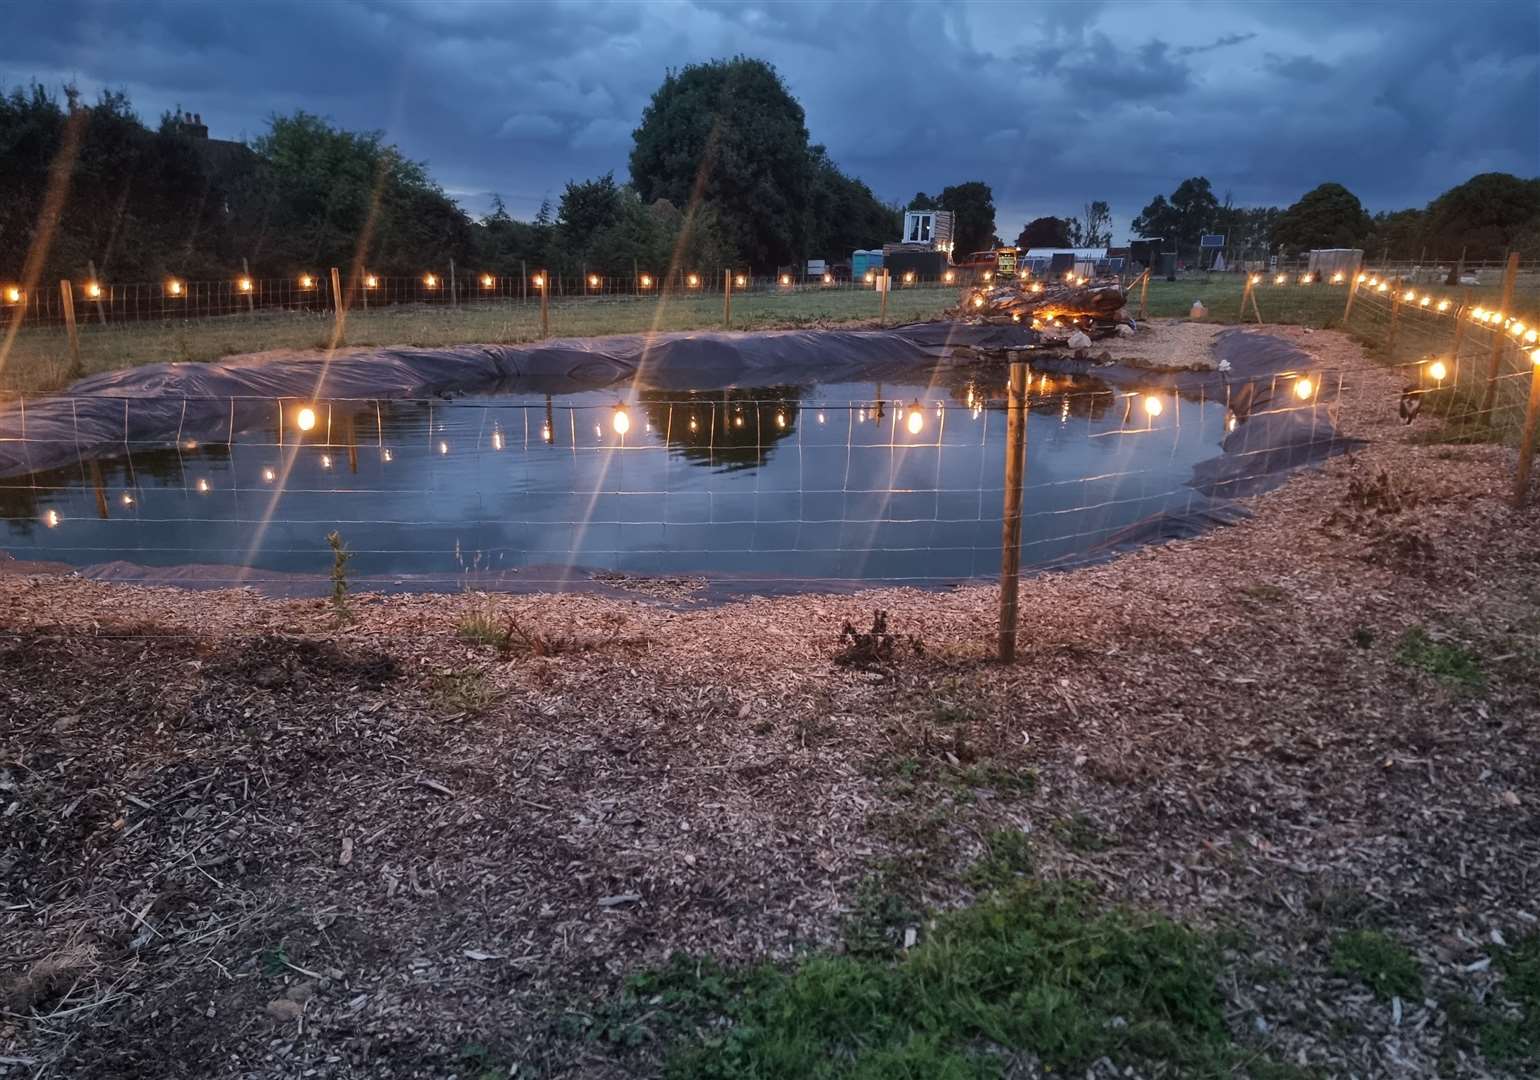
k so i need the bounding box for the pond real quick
[1,369,1232,587]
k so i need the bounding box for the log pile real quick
[950,277,1133,343]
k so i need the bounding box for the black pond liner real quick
[0,323,1364,598]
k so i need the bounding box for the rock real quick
[266,998,303,1022]
[1067,330,1092,350]
[1190,300,1208,320]
[1115,324,1134,337]
[284,981,316,1003]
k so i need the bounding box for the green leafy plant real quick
[1330,930,1422,1000]
[1394,627,1484,688]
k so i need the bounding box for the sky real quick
[4,0,1538,244]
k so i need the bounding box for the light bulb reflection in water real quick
[905,406,924,436]
[1143,395,1163,417]
[296,406,317,432]
[612,407,630,435]
[1429,361,1448,381]
[1295,378,1314,400]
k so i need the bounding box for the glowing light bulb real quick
[424,273,438,288]
[1275,274,1287,285]
[943,271,956,283]
[1250,274,1261,285]
[532,275,545,288]
[735,274,746,288]
[904,271,915,284]
[688,274,700,287]
[122,492,134,506]
[262,467,276,483]
[1143,395,1163,417]
[1357,273,1367,283]
[236,278,251,293]
[588,274,600,288]
[1532,348,1540,366]
[905,403,924,435]
[1419,295,1430,307]
[481,274,494,288]
[3,285,20,303]
[1301,274,1313,284]
[86,281,103,298]
[1429,360,1448,381]
[1513,321,1527,337]
[1526,329,1539,344]
[44,509,60,528]
[1437,299,1450,312]
[1295,377,1314,400]
[1031,282,1043,294]
[1473,306,1487,320]
[972,294,984,308]
[1377,282,1389,293]
[982,271,993,282]
[641,274,653,288]
[780,274,791,286]
[612,407,630,435]
[1369,276,1380,287]
[1332,272,1344,283]
[822,273,832,284]
[364,274,378,289]
[438,440,448,455]
[1402,289,1414,301]
[197,478,210,493]
[167,279,183,297]
[775,412,786,428]
[295,406,317,432]
[300,274,314,289]
[864,271,875,284]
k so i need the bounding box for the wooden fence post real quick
[1481,251,1520,418]
[1238,274,1252,322]
[329,267,345,342]
[997,360,1029,663]
[1342,271,1360,325]
[449,257,457,307]
[86,259,107,325]
[723,269,732,328]
[1137,268,1149,320]
[59,279,81,375]
[1388,287,1402,358]
[521,260,527,305]
[241,257,255,314]
[539,269,550,339]
[879,268,890,326]
[1514,356,1540,507]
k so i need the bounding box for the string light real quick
[612,405,630,435]
[1376,282,1390,293]
[236,278,251,293]
[972,294,985,308]
[44,509,60,528]
[1437,299,1450,312]
[532,274,545,288]
[982,271,993,282]
[1300,274,1313,284]
[1368,276,1380,287]
[1295,377,1314,400]
[262,467,276,483]
[1143,395,1163,417]
[1275,273,1287,285]
[295,406,317,432]
[1526,329,1539,344]
[481,274,495,288]
[1331,272,1344,284]
[196,478,210,493]
[780,274,792,286]
[1513,320,1527,337]
[87,281,104,298]
[943,270,956,283]
[640,274,653,288]
[688,274,701,288]
[905,401,925,435]
[423,273,438,288]
[903,271,916,284]
[300,274,315,289]
[1402,289,1415,301]
[1473,306,1487,320]
[1419,295,1430,307]
[1356,273,1367,283]
[822,273,832,285]
[2,285,20,304]
[1031,282,1043,294]
[166,279,183,297]
[735,274,747,288]
[864,271,875,284]
[586,274,599,288]
[1249,274,1261,285]
[364,274,378,289]
[1429,360,1448,381]
[1532,348,1540,366]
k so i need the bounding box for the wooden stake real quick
[59,279,81,375]
[539,269,550,339]
[521,259,527,305]
[1137,269,1149,320]
[1514,360,1540,507]
[329,267,345,342]
[1249,281,1263,325]
[449,258,457,307]
[1238,275,1251,321]
[1342,271,1360,325]
[723,269,732,328]
[1481,251,1520,418]
[1388,287,1402,358]
[997,361,1028,663]
[879,268,889,326]
[241,257,255,314]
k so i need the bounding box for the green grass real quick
[963,829,1034,891]
[1394,627,1486,689]
[589,882,1265,1079]
[457,606,510,649]
[0,286,957,394]
[1330,930,1422,1001]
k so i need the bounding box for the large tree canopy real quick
[1270,182,1372,252]
[1015,216,1072,249]
[628,57,810,270]
[1422,172,1540,261]
[936,181,996,255]
[1132,178,1219,259]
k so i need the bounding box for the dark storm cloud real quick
[2,0,1535,242]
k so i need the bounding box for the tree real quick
[1363,209,1426,261]
[1065,201,1112,247]
[1131,179,1219,260]
[629,57,806,270]
[1271,182,1372,252]
[1015,216,1072,249]
[937,181,996,255]
[906,192,935,211]
[557,172,623,256]
[1130,195,1177,241]
[1422,173,1540,262]
[804,146,898,260]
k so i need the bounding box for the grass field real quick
[3,273,1538,396]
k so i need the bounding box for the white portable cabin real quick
[901,210,955,255]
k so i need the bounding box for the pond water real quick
[1,370,1232,587]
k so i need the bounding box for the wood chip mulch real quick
[2,324,1538,1078]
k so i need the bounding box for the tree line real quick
[0,60,1002,285]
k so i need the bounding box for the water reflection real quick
[2,373,1234,583]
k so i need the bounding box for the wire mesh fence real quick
[2,366,1364,589]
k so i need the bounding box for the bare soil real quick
[2,325,1538,1078]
